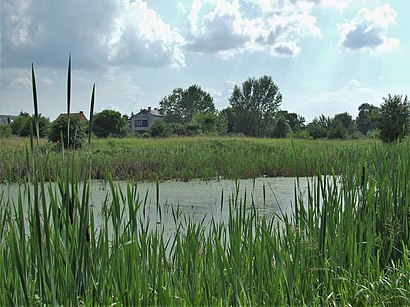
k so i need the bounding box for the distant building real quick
[0,115,17,126]
[55,111,88,122]
[129,107,163,133]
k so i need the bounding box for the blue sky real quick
[1,0,409,121]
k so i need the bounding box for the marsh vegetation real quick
[0,61,408,305]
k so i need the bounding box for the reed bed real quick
[0,136,380,183]
[1,60,408,305]
[0,139,409,305]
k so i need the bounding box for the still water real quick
[1,177,313,235]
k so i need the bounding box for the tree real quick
[276,110,305,132]
[147,119,171,138]
[356,103,379,135]
[93,109,128,138]
[229,76,282,137]
[219,107,235,134]
[333,112,353,131]
[306,114,330,139]
[160,85,215,124]
[271,116,291,138]
[49,115,86,149]
[378,94,410,142]
[11,112,31,136]
[327,119,347,139]
[10,112,50,138]
[191,112,220,135]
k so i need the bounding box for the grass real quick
[0,59,408,305]
[0,138,409,305]
[0,136,382,183]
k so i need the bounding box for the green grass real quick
[0,138,409,305]
[0,136,382,183]
[1,59,408,305]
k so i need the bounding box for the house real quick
[129,107,163,133]
[0,115,18,126]
[55,111,88,122]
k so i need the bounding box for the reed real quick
[0,137,381,183]
[0,58,408,305]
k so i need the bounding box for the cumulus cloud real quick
[186,0,322,58]
[339,4,399,53]
[0,0,185,69]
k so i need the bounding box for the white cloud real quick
[1,0,185,69]
[320,0,351,11]
[107,1,185,68]
[186,0,322,58]
[339,4,399,53]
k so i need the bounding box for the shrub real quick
[48,115,86,149]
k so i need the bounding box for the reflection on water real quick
[1,177,313,236]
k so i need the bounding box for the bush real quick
[93,110,128,138]
[10,113,50,138]
[378,94,409,142]
[0,125,12,137]
[271,116,291,138]
[48,116,86,149]
[148,119,171,138]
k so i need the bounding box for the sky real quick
[1,0,409,122]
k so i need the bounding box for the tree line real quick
[1,75,409,147]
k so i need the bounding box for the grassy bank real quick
[0,136,409,305]
[0,136,381,183]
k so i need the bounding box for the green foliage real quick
[48,115,86,148]
[229,75,282,137]
[333,112,354,131]
[327,118,347,139]
[92,109,128,138]
[147,119,171,138]
[306,115,329,139]
[219,107,235,134]
[378,94,410,142]
[276,110,305,132]
[160,85,215,124]
[1,138,409,305]
[0,125,12,137]
[10,112,50,138]
[270,115,291,138]
[191,112,222,135]
[356,103,379,134]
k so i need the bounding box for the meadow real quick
[0,135,409,305]
[0,136,380,183]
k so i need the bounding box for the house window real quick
[135,119,148,127]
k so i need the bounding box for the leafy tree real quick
[271,116,291,138]
[327,119,347,139]
[49,115,86,149]
[219,107,235,134]
[229,76,282,137]
[11,112,30,136]
[191,112,221,135]
[160,85,215,124]
[378,94,410,142]
[93,109,128,138]
[306,114,330,139]
[147,119,171,138]
[10,112,50,138]
[356,103,379,135]
[333,112,353,131]
[276,110,305,132]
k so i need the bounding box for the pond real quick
[1,177,313,236]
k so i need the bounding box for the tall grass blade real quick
[67,53,71,149]
[31,63,40,146]
[88,84,95,149]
